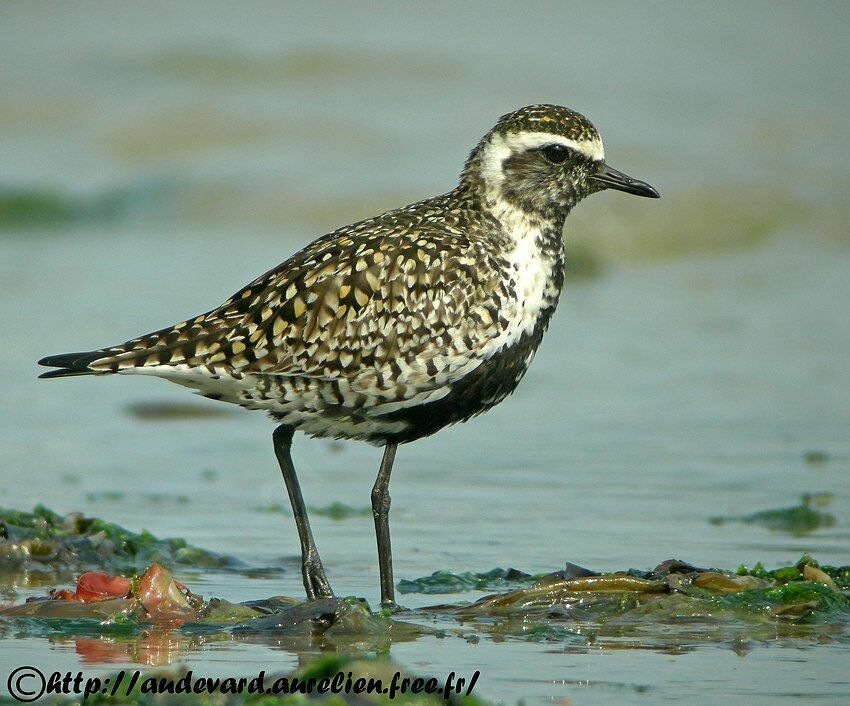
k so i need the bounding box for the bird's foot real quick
[302,555,334,600]
[378,599,406,615]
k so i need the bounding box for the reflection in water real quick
[65,630,210,667]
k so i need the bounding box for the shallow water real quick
[2,2,849,704]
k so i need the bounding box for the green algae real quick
[0,189,80,226]
[142,493,191,506]
[425,557,850,634]
[803,450,830,465]
[85,491,127,503]
[257,502,370,520]
[739,554,850,591]
[437,556,850,652]
[2,505,848,664]
[398,568,536,595]
[310,503,372,520]
[255,502,288,514]
[1,550,848,673]
[0,505,244,581]
[709,494,836,535]
[0,182,167,229]
[709,581,847,621]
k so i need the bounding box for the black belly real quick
[380,321,549,445]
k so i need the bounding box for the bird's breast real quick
[487,219,565,354]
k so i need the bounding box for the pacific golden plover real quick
[39,104,659,606]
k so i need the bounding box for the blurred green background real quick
[2,2,847,258]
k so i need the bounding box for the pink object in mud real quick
[134,564,194,622]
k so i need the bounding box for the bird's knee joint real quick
[371,489,391,515]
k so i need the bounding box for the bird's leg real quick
[272,424,334,600]
[371,443,398,609]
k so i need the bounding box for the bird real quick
[38,104,659,608]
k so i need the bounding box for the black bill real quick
[590,164,660,198]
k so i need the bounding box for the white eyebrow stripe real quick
[478,131,604,196]
[502,131,605,161]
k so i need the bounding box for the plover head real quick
[463,104,659,220]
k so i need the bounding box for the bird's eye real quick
[540,144,571,164]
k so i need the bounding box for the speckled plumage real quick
[39,105,653,446]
